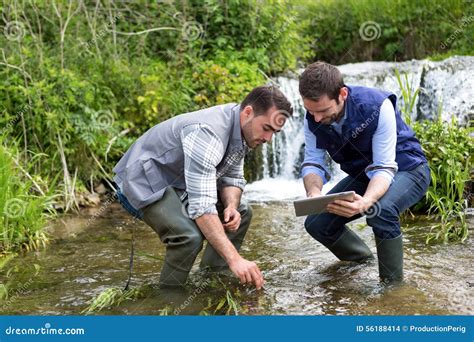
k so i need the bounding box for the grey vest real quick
[113,103,243,209]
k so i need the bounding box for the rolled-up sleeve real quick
[300,118,331,184]
[181,124,224,219]
[365,98,399,183]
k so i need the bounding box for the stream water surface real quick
[1,200,472,315]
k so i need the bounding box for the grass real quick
[396,71,472,243]
[199,290,241,315]
[81,287,144,315]
[415,116,471,243]
[0,260,41,304]
[0,142,54,255]
[82,275,243,315]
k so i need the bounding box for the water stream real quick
[1,205,472,315]
[1,57,473,315]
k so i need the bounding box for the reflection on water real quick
[1,202,472,315]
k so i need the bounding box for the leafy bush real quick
[412,117,472,243]
[0,143,53,254]
[0,0,471,252]
[396,71,472,243]
[297,0,473,64]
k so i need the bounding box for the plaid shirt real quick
[180,123,248,219]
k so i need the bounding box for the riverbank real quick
[1,0,472,256]
[1,202,472,315]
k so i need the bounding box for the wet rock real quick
[78,192,101,207]
[337,56,474,124]
[94,183,107,195]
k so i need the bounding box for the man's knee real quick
[187,232,204,252]
[305,214,333,241]
[169,232,204,254]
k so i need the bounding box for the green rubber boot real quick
[375,234,404,283]
[327,227,374,262]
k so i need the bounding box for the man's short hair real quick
[299,61,344,101]
[241,85,293,118]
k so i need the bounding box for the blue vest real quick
[306,85,427,179]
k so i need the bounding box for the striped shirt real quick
[179,123,248,219]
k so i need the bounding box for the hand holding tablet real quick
[293,191,356,217]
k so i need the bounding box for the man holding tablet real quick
[299,62,430,283]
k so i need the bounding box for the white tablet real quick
[293,191,356,217]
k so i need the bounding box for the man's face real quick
[241,105,287,148]
[303,88,347,125]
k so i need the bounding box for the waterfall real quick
[244,56,474,202]
[260,77,306,179]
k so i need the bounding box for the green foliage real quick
[0,0,471,253]
[396,70,472,243]
[395,70,420,127]
[191,59,265,107]
[413,117,472,243]
[0,1,280,197]
[170,0,304,74]
[134,58,264,132]
[135,61,194,132]
[0,261,40,304]
[296,0,473,64]
[82,287,143,315]
[0,144,52,254]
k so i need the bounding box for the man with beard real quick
[113,85,292,288]
[299,62,430,283]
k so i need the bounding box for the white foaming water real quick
[244,169,347,203]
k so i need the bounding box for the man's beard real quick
[324,108,344,125]
[242,120,257,148]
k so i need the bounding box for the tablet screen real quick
[293,191,356,217]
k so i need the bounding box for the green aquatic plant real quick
[82,287,143,315]
[200,290,241,316]
[396,70,472,243]
[394,69,420,127]
[0,143,54,255]
[415,117,471,243]
[0,262,41,304]
[198,276,244,315]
